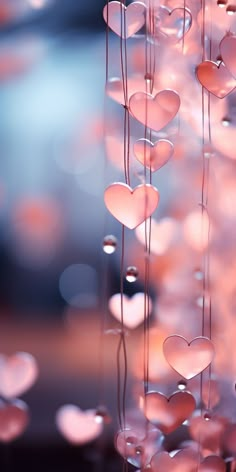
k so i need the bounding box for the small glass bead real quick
[226,5,236,14]
[217,0,227,6]
[135,446,143,455]
[95,405,111,424]
[126,266,138,283]
[194,268,203,281]
[126,436,137,446]
[204,412,211,421]
[103,235,117,254]
[221,116,231,127]
[178,380,187,390]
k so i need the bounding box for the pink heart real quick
[108,292,152,329]
[0,399,29,443]
[151,449,198,472]
[220,34,236,79]
[0,352,38,398]
[196,61,236,99]
[116,426,163,468]
[56,405,103,445]
[163,335,215,379]
[189,414,227,452]
[157,6,192,42]
[129,90,180,131]
[103,1,146,39]
[133,139,174,172]
[104,183,159,229]
[144,390,196,434]
[223,423,236,455]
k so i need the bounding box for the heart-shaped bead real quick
[220,34,236,79]
[196,61,236,98]
[151,449,198,472]
[133,139,174,172]
[103,1,146,39]
[116,426,163,468]
[163,335,215,379]
[129,90,180,131]
[189,414,227,452]
[0,352,38,398]
[56,405,103,445]
[156,6,192,42]
[0,399,29,443]
[144,390,196,434]
[104,183,159,229]
[108,292,152,329]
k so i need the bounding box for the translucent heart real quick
[0,352,38,398]
[0,399,29,443]
[103,1,146,39]
[115,426,163,468]
[133,138,174,172]
[56,405,103,445]
[144,390,196,434]
[163,335,215,379]
[108,292,152,329]
[196,61,236,98]
[129,90,180,131]
[104,183,160,229]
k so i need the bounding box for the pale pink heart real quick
[199,455,226,472]
[135,217,179,255]
[189,414,227,452]
[156,6,192,42]
[129,90,180,131]
[163,335,215,380]
[104,183,159,229]
[196,61,236,99]
[133,139,174,172]
[108,293,152,329]
[0,399,29,443]
[151,449,198,472]
[220,34,236,79]
[106,76,156,106]
[115,426,163,468]
[0,352,38,398]
[144,390,196,434]
[56,405,103,445]
[103,1,146,39]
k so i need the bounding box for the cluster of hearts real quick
[99,0,236,471]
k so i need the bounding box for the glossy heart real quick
[144,390,196,434]
[56,405,103,445]
[116,426,163,468]
[189,414,227,452]
[133,139,174,172]
[0,399,29,443]
[0,352,38,398]
[103,1,146,38]
[129,90,180,131]
[108,292,152,329]
[220,34,236,79]
[163,335,215,379]
[151,449,198,472]
[157,6,192,42]
[196,61,236,99]
[104,183,159,229]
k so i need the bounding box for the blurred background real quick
[0,0,128,470]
